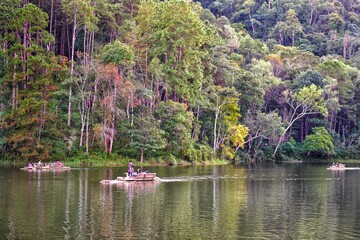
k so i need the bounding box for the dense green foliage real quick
[302,127,335,157]
[0,0,359,164]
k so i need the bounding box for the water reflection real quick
[1,165,360,239]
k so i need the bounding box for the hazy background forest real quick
[0,0,359,164]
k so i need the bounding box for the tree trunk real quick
[70,13,76,75]
[85,107,90,154]
[83,26,87,65]
[249,12,255,33]
[103,119,108,153]
[53,0,57,53]
[12,83,16,110]
[273,136,283,158]
[60,15,66,56]
[67,86,72,127]
[67,12,77,127]
[131,95,134,127]
[79,100,85,147]
[213,103,219,152]
[91,31,95,56]
[47,0,54,51]
[140,148,144,163]
[109,81,118,153]
[304,116,309,139]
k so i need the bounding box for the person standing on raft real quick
[128,161,134,176]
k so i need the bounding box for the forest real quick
[0,0,359,164]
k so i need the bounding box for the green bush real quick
[276,141,300,161]
[184,144,215,163]
[302,127,335,158]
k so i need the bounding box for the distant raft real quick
[20,162,70,171]
[327,164,360,170]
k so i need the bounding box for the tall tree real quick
[135,0,210,104]
[4,4,64,161]
[273,84,327,157]
[62,0,97,127]
[100,40,134,153]
[156,100,194,157]
[129,108,165,163]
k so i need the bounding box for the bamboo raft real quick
[100,173,160,184]
[327,166,360,170]
[20,164,70,171]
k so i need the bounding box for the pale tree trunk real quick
[67,86,72,127]
[213,98,228,152]
[109,83,117,153]
[85,107,90,154]
[109,120,114,153]
[309,9,314,25]
[213,103,219,152]
[343,34,351,60]
[309,0,315,25]
[249,12,255,33]
[273,103,320,157]
[68,12,77,127]
[104,81,118,154]
[79,101,85,147]
[103,119,108,153]
[70,13,77,75]
[127,95,130,122]
[91,31,95,56]
[83,26,87,65]
[130,91,134,127]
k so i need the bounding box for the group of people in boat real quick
[128,160,150,176]
[27,160,64,168]
[331,162,345,168]
[28,160,47,168]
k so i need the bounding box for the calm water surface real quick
[1,164,360,239]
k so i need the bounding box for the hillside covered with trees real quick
[0,0,359,164]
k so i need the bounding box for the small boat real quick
[101,172,160,184]
[327,166,360,170]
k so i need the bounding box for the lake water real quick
[1,163,360,239]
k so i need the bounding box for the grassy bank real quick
[0,154,229,168]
